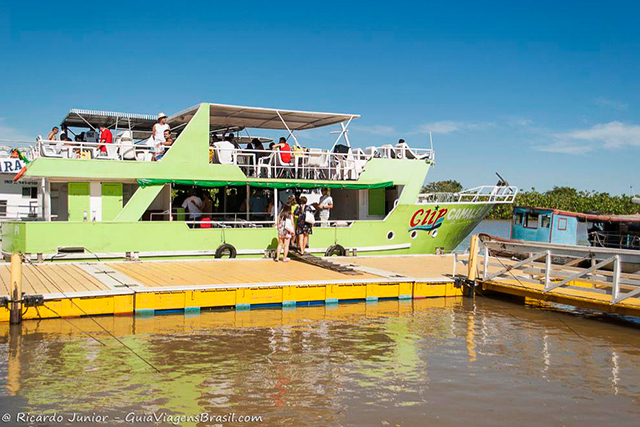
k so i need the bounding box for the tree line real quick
[422,181,639,220]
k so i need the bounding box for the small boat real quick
[480,206,640,272]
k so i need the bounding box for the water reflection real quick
[0,297,639,426]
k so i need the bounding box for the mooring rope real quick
[22,256,162,373]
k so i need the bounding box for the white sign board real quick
[0,159,25,174]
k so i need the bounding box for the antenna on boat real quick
[429,131,433,151]
[495,172,509,186]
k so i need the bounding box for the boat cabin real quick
[511,206,640,250]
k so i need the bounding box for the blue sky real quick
[1,1,638,194]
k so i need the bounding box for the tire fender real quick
[215,243,237,259]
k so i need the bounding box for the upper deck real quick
[28,103,434,187]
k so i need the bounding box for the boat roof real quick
[61,109,157,129]
[169,103,360,131]
[516,206,640,223]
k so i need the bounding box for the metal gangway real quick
[465,235,640,316]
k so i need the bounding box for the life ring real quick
[215,243,237,258]
[325,244,346,257]
[13,166,27,182]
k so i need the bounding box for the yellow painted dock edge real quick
[0,280,461,321]
[481,280,640,317]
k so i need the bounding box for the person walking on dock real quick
[294,196,315,255]
[275,205,295,262]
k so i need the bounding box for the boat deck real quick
[0,254,465,322]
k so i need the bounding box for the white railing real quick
[479,240,640,304]
[418,185,518,205]
[36,137,154,161]
[209,144,434,180]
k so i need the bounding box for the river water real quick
[0,297,639,426]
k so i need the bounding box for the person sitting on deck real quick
[273,137,292,164]
[98,125,113,154]
[47,126,59,141]
[154,129,173,161]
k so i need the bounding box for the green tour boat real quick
[1,102,517,260]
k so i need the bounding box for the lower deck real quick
[1,254,464,321]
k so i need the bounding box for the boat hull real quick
[2,202,494,259]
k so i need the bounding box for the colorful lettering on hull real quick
[409,206,448,233]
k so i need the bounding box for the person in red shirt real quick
[98,125,113,153]
[274,137,291,163]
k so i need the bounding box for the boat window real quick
[21,186,37,199]
[524,213,539,229]
[558,217,568,231]
[540,215,551,228]
[0,200,6,217]
[515,213,523,226]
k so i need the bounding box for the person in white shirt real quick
[213,138,236,164]
[152,113,170,161]
[317,187,334,227]
[181,189,202,227]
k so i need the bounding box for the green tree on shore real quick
[422,182,639,220]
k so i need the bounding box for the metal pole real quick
[612,255,621,303]
[544,250,552,290]
[10,253,22,325]
[483,245,489,280]
[246,184,250,220]
[467,235,478,281]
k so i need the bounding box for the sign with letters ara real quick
[0,159,25,174]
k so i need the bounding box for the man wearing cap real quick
[152,113,170,160]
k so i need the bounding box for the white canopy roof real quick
[169,103,359,131]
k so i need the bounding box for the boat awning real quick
[169,103,359,131]
[61,109,157,130]
[137,178,392,190]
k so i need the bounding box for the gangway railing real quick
[476,238,640,305]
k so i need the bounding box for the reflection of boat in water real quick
[480,206,640,273]
[2,103,517,260]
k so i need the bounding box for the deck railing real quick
[209,144,434,180]
[418,185,518,205]
[36,137,154,161]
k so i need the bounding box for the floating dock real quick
[0,254,464,322]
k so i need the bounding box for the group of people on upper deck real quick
[47,112,174,160]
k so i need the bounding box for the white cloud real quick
[562,121,640,149]
[352,124,396,136]
[0,118,31,142]
[413,120,495,134]
[594,97,629,112]
[535,121,640,154]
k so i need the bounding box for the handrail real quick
[417,185,518,204]
[37,138,153,161]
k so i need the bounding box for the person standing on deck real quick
[182,188,202,228]
[294,196,315,255]
[152,113,170,160]
[98,125,113,153]
[317,187,334,227]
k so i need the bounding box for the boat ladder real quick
[289,252,362,275]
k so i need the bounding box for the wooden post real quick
[10,253,22,325]
[467,235,479,281]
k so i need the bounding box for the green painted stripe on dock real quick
[236,303,251,311]
[365,296,379,303]
[325,298,339,305]
[399,294,413,300]
[282,300,296,307]
[135,309,155,316]
[185,307,201,314]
